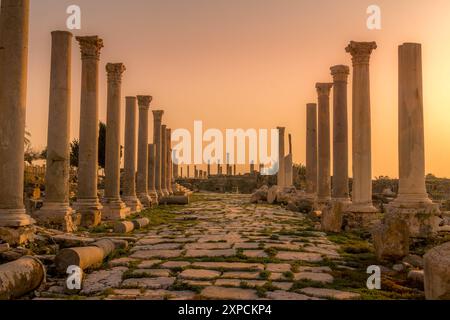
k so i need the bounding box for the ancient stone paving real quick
[36,193,365,300]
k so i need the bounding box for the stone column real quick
[136,95,152,208]
[331,65,351,202]
[123,97,142,213]
[152,110,164,197]
[148,144,158,204]
[161,124,169,196]
[102,63,130,220]
[346,41,378,214]
[0,0,35,244]
[233,164,237,176]
[388,43,439,237]
[194,165,198,178]
[39,31,74,232]
[316,83,333,203]
[306,103,318,197]
[277,127,286,187]
[187,165,190,178]
[250,161,255,175]
[217,162,220,175]
[207,161,211,176]
[166,128,174,195]
[285,134,293,186]
[73,36,104,227]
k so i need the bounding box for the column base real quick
[122,196,142,214]
[102,198,131,220]
[148,191,159,205]
[35,202,78,232]
[385,199,441,238]
[0,208,35,227]
[137,193,153,208]
[73,198,103,228]
[162,189,170,197]
[344,203,381,231]
[0,225,36,246]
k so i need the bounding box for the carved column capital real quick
[345,41,377,66]
[76,36,104,60]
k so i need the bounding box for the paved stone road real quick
[37,193,363,300]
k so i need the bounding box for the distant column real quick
[152,110,164,197]
[285,134,293,186]
[148,144,158,204]
[166,128,174,195]
[306,103,318,197]
[0,0,35,244]
[161,124,169,196]
[136,95,153,208]
[39,31,75,232]
[73,36,104,227]
[330,65,351,202]
[277,127,286,187]
[316,83,333,203]
[346,41,378,213]
[123,96,142,213]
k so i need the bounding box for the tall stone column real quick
[316,83,333,203]
[123,97,142,213]
[388,43,439,237]
[39,31,75,232]
[207,161,211,176]
[331,65,351,202]
[161,124,169,196]
[0,0,35,244]
[346,41,378,214]
[277,127,286,187]
[166,128,174,195]
[306,103,318,197]
[187,165,190,178]
[148,144,158,204]
[102,63,130,220]
[136,95,153,208]
[284,134,293,186]
[152,110,164,197]
[73,36,104,227]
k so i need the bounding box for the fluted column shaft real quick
[152,110,164,197]
[306,103,318,195]
[74,36,104,226]
[40,31,74,230]
[0,0,34,239]
[136,96,152,207]
[161,124,169,196]
[123,97,142,212]
[346,41,377,212]
[331,65,350,202]
[148,144,158,203]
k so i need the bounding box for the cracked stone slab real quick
[179,269,221,280]
[294,272,334,283]
[121,277,175,290]
[201,286,258,300]
[80,267,127,295]
[276,251,323,262]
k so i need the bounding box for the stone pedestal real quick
[136,96,153,208]
[152,110,164,197]
[73,36,104,227]
[102,63,130,220]
[316,83,333,204]
[277,127,286,187]
[345,41,379,226]
[123,97,142,213]
[148,144,159,204]
[0,0,35,244]
[330,65,351,203]
[386,43,440,238]
[306,103,318,199]
[39,31,76,232]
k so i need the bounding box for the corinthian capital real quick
[76,36,104,60]
[106,63,126,83]
[152,110,164,123]
[330,65,350,83]
[345,41,377,66]
[137,95,152,109]
[315,83,333,96]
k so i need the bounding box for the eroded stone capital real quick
[330,65,350,82]
[152,110,164,122]
[315,83,333,96]
[345,41,377,66]
[76,36,104,60]
[277,127,286,135]
[106,63,126,83]
[137,95,152,109]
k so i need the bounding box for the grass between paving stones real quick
[169,280,203,293]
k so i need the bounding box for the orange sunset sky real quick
[23,0,450,178]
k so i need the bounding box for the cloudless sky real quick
[20,0,450,177]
